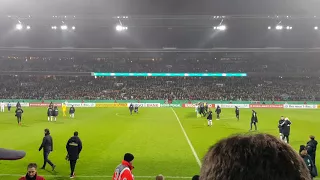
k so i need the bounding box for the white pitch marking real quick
[171,108,202,167]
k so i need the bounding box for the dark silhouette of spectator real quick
[200,133,311,180]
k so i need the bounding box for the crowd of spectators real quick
[0,76,319,101]
[1,55,320,73]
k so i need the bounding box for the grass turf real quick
[0,107,319,180]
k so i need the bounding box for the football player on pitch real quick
[47,106,54,121]
[62,103,67,117]
[207,111,213,127]
[53,106,59,121]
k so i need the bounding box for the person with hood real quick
[113,153,135,180]
[307,135,318,164]
[19,163,45,180]
[66,131,82,179]
[300,145,317,179]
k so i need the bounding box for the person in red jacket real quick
[112,153,134,180]
[19,163,45,180]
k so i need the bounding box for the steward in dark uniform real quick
[15,107,24,125]
[250,110,258,131]
[129,104,134,115]
[235,106,240,120]
[199,103,205,117]
[281,118,291,144]
[215,106,221,120]
[39,129,55,171]
[278,116,285,139]
[307,135,318,164]
[16,101,21,108]
[66,131,82,178]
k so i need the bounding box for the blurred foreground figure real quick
[19,163,45,180]
[113,153,135,180]
[200,133,311,180]
[0,148,25,160]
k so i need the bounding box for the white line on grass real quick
[171,108,202,167]
[0,174,191,179]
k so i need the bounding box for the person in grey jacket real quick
[39,128,56,171]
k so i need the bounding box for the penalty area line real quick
[171,108,202,167]
[0,174,191,179]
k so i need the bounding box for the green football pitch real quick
[0,107,319,180]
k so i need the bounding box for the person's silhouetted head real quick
[200,133,311,180]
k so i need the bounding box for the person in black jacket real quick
[15,107,24,126]
[69,105,76,118]
[250,110,258,131]
[215,106,221,120]
[235,106,240,121]
[278,116,285,140]
[47,107,53,121]
[53,106,59,121]
[300,145,317,179]
[207,111,213,127]
[281,117,291,144]
[66,131,82,178]
[39,128,55,171]
[129,103,134,115]
[307,135,318,164]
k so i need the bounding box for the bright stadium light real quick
[16,24,23,30]
[116,25,127,31]
[72,26,76,30]
[217,25,226,31]
[268,26,271,30]
[51,26,57,30]
[26,25,31,30]
[61,25,68,30]
[275,25,283,30]
[315,26,318,30]
[116,25,123,31]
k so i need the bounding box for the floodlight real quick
[217,25,226,31]
[268,26,271,30]
[26,26,31,30]
[16,24,23,30]
[116,25,123,31]
[72,26,76,30]
[61,25,68,30]
[315,26,318,30]
[116,25,127,31]
[51,26,57,30]
[275,25,283,30]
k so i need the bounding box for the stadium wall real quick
[0,100,319,109]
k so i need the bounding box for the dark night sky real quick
[0,0,320,48]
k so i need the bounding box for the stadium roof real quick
[2,0,320,16]
[1,0,320,49]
